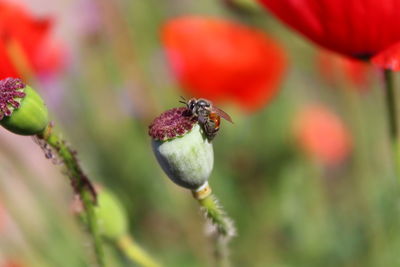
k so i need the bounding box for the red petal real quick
[372,41,400,71]
[0,2,63,78]
[258,0,400,59]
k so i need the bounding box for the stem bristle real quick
[200,195,236,240]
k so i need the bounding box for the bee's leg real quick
[205,124,219,141]
[198,115,207,124]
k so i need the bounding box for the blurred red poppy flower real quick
[317,50,371,89]
[1,260,24,267]
[162,16,286,112]
[372,41,400,71]
[293,105,351,165]
[0,1,64,79]
[258,0,400,60]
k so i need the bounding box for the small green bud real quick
[149,107,214,190]
[0,78,49,135]
[95,188,128,240]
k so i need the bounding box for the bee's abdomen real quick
[209,113,220,127]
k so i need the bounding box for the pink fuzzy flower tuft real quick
[148,107,197,141]
[0,77,25,120]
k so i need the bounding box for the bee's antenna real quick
[179,96,188,106]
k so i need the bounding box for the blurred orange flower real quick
[162,16,286,112]
[317,50,371,90]
[0,1,64,79]
[293,105,351,165]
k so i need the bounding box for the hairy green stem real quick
[198,195,234,236]
[195,193,235,267]
[383,69,400,181]
[36,125,105,267]
[117,235,161,267]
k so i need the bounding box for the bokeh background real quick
[1,0,400,266]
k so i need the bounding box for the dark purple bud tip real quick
[0,78,26,120]
[149,107,197,141]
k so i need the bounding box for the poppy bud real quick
[95,188,128,240]
[149,107,214,190]
[0,78,49,135]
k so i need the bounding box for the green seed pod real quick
[0,78,49,135]
[149,107,214,190]
[95,188,128,240]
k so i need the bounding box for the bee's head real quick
[184,98,212,116]
[187,98,197,112]
[196,99,211,109]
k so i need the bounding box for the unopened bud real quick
[95,188,128,240]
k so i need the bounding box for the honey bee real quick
[180,97,233,140]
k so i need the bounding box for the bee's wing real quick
[212,107,233,123]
